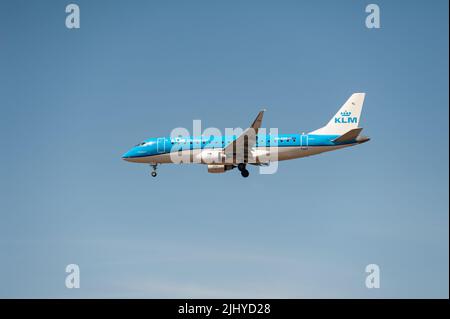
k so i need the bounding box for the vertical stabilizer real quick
[310,93,365,135]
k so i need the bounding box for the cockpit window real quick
[135,142,147,147]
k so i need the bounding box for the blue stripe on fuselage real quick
[122,134,354,158]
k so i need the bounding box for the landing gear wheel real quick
[241,169,249,178]
[238,163,246,171]
[150,163,158,177]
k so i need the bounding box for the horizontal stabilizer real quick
[333,128,363,143]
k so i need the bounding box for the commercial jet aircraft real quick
[122,93,370,177]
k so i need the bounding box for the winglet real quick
[251,109,265,134]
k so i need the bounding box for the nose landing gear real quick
[237,163,250,178]
[150,164,158,177]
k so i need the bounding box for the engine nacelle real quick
[207,164,234,173]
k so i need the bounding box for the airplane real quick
[122,93,370,177]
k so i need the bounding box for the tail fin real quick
[309,93,365,135]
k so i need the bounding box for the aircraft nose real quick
[122,149,135,161]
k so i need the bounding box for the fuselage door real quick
[157,138,166,153]
[300,133,308,150]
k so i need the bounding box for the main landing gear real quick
[150,164,158,177]
[237,163,250,178]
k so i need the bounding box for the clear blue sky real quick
[0,0,448,298]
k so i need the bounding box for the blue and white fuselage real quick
[122,93,370,177]
[122,134,368,163]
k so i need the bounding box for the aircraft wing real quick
[223,110,265,162]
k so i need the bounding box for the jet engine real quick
[207,164,234,173]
